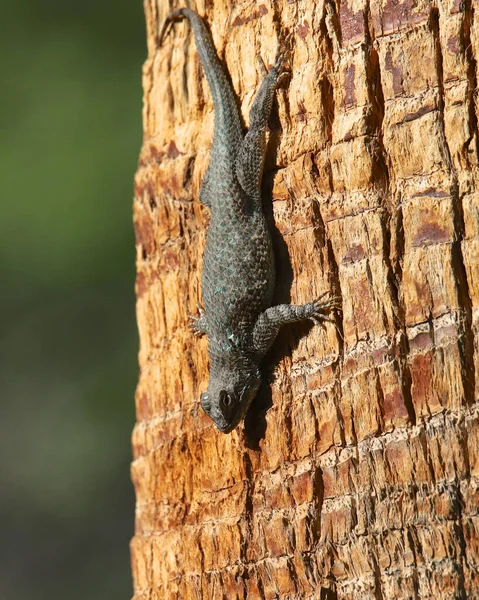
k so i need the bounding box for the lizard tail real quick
[159,8,185,46]
[159,7,242,153]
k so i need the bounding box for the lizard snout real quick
[200,392,212,413]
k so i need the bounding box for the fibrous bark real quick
[132,0,479,598]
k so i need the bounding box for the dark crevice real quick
[320,0,337,143]
[313,201,345,347]
[429,7,448,157]
[374,367,387,433]
[320,585,339,600]
[318,0,343,367]
[430,6,476,407]
[390,201,405,302]
[322,0,342,48]
[319,74,335,194]
[239,450,254,588]
[450,187,476,397]
[449,481,468,600]
[418,426,438,487]
[381,203,417,426]
[148,193,157,209]
[309,465,325,545]
[365,0,416,427]
[451,234,476,406]
[319,1,336,198]
[333,377,347,445]
[311,199,346,444]
[459,413,472,478]
[405,529,420,599]
[321,76,335,149]
[348,401,358,446]
[285,557,300,596]
[463,0,479,161]
[397,330,416,425]
[183,156,195,187]
[370,540,386,600]
[243,379,273,449]
[256,577,266,600]
[282,388,295,458]
[364,2,389,194]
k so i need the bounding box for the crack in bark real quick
[430,5,476,412]
[463,0,479,161]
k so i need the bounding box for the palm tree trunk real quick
[132,1,479,598]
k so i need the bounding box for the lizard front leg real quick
[252,293,340,357]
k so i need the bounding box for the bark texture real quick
[132,0,479,598]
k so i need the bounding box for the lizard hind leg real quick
[235,33,293,199]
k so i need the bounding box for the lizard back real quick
[202,191,275,347]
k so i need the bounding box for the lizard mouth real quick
[216,421,238,434]
[215,404,244,433]
[215,379,260,434]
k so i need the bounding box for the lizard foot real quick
[256,31,293,86]
[306,293,343,338]
[272,31,293,84]
[189,303,207,336]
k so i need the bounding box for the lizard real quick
[160,8,339,434]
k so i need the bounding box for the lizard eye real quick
[219,390,232,408]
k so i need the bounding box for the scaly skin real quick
[162,9,338,433]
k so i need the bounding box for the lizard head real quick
[200,359,261,433]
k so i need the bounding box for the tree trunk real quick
[131,0,479,598]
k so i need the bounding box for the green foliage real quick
[0,2,144,598]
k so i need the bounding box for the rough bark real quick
[132,0,479,598]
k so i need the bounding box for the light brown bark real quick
[132,1,479,598]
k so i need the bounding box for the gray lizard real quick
[161,8,338,433]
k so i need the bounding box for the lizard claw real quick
[273,31,293,76]
[189,303,207,336]
[311,293,342,313]
[256,54,268,77]
[307,294,343,339]
[256,31,293,85]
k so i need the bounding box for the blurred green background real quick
[1,1,144,598]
